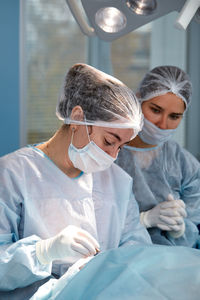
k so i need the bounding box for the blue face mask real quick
[138,118,176,145]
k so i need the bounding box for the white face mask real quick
[68,127,116,173]
[138,118,176,145]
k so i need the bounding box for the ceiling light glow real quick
[95,7,127,33]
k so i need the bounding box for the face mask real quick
[138,118,176,145]
[68,127,116,173]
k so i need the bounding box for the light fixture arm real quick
[66,0,95,36]
[175,0,200,29]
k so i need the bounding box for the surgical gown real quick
[116,140,200,247]
[0,146,151,299]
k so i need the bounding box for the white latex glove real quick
[167,194,186,238]
[36,225,100,265]
[167,222,185,238]
[167,194,187,218]
[140,194,187,232]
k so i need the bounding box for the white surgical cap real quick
[137,65,192,110]
[56,63,143,137]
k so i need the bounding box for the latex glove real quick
[167,222,185,238]
[167,194,187,218]
[36,225,100,265]
[140,194,186,231]
[167,194,186,238]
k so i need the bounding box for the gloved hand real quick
[36,225,100,265]
[140,194,187,233]
[167,194,186,238]
[167,222,185,238]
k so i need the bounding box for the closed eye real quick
[104,138,112,146]
[104,138,122,150]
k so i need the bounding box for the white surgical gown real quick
[0,146,151,299]
[116,140,200,247]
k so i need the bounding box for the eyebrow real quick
[150,103,162,110]
[106,131,122,142]
[150,103,184,116]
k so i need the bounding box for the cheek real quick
[90,134,104,149]
[169,118,182,129]
[142,108,158,124]
[74,131,89,148]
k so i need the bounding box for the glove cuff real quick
[36,239,52,265]
[167,222,185,239]
[140,211,151,228]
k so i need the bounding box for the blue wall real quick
[0,1,20,157]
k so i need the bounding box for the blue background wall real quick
[0,0,20,157]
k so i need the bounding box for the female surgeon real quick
[116,65,200,247]
[0,63,151,299]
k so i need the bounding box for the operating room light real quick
[95,7,127,33]
[66,0,199,41]
[126,0,157,16]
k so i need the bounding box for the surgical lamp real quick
[66,0,200,41]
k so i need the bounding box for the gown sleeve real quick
[0,156,51,291]
[166,147,200,247]
[119,178,152,247]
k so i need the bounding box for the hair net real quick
[56,63,143,135]
[137,65,192,109]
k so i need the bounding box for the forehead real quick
[94,126,134,141]
[142,93,185,112]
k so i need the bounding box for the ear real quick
[69,106,84,132]
[70,106,84,121]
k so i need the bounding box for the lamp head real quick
[66,0,190,41]
[126,0,157,16]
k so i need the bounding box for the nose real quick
[156,115,168,130]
